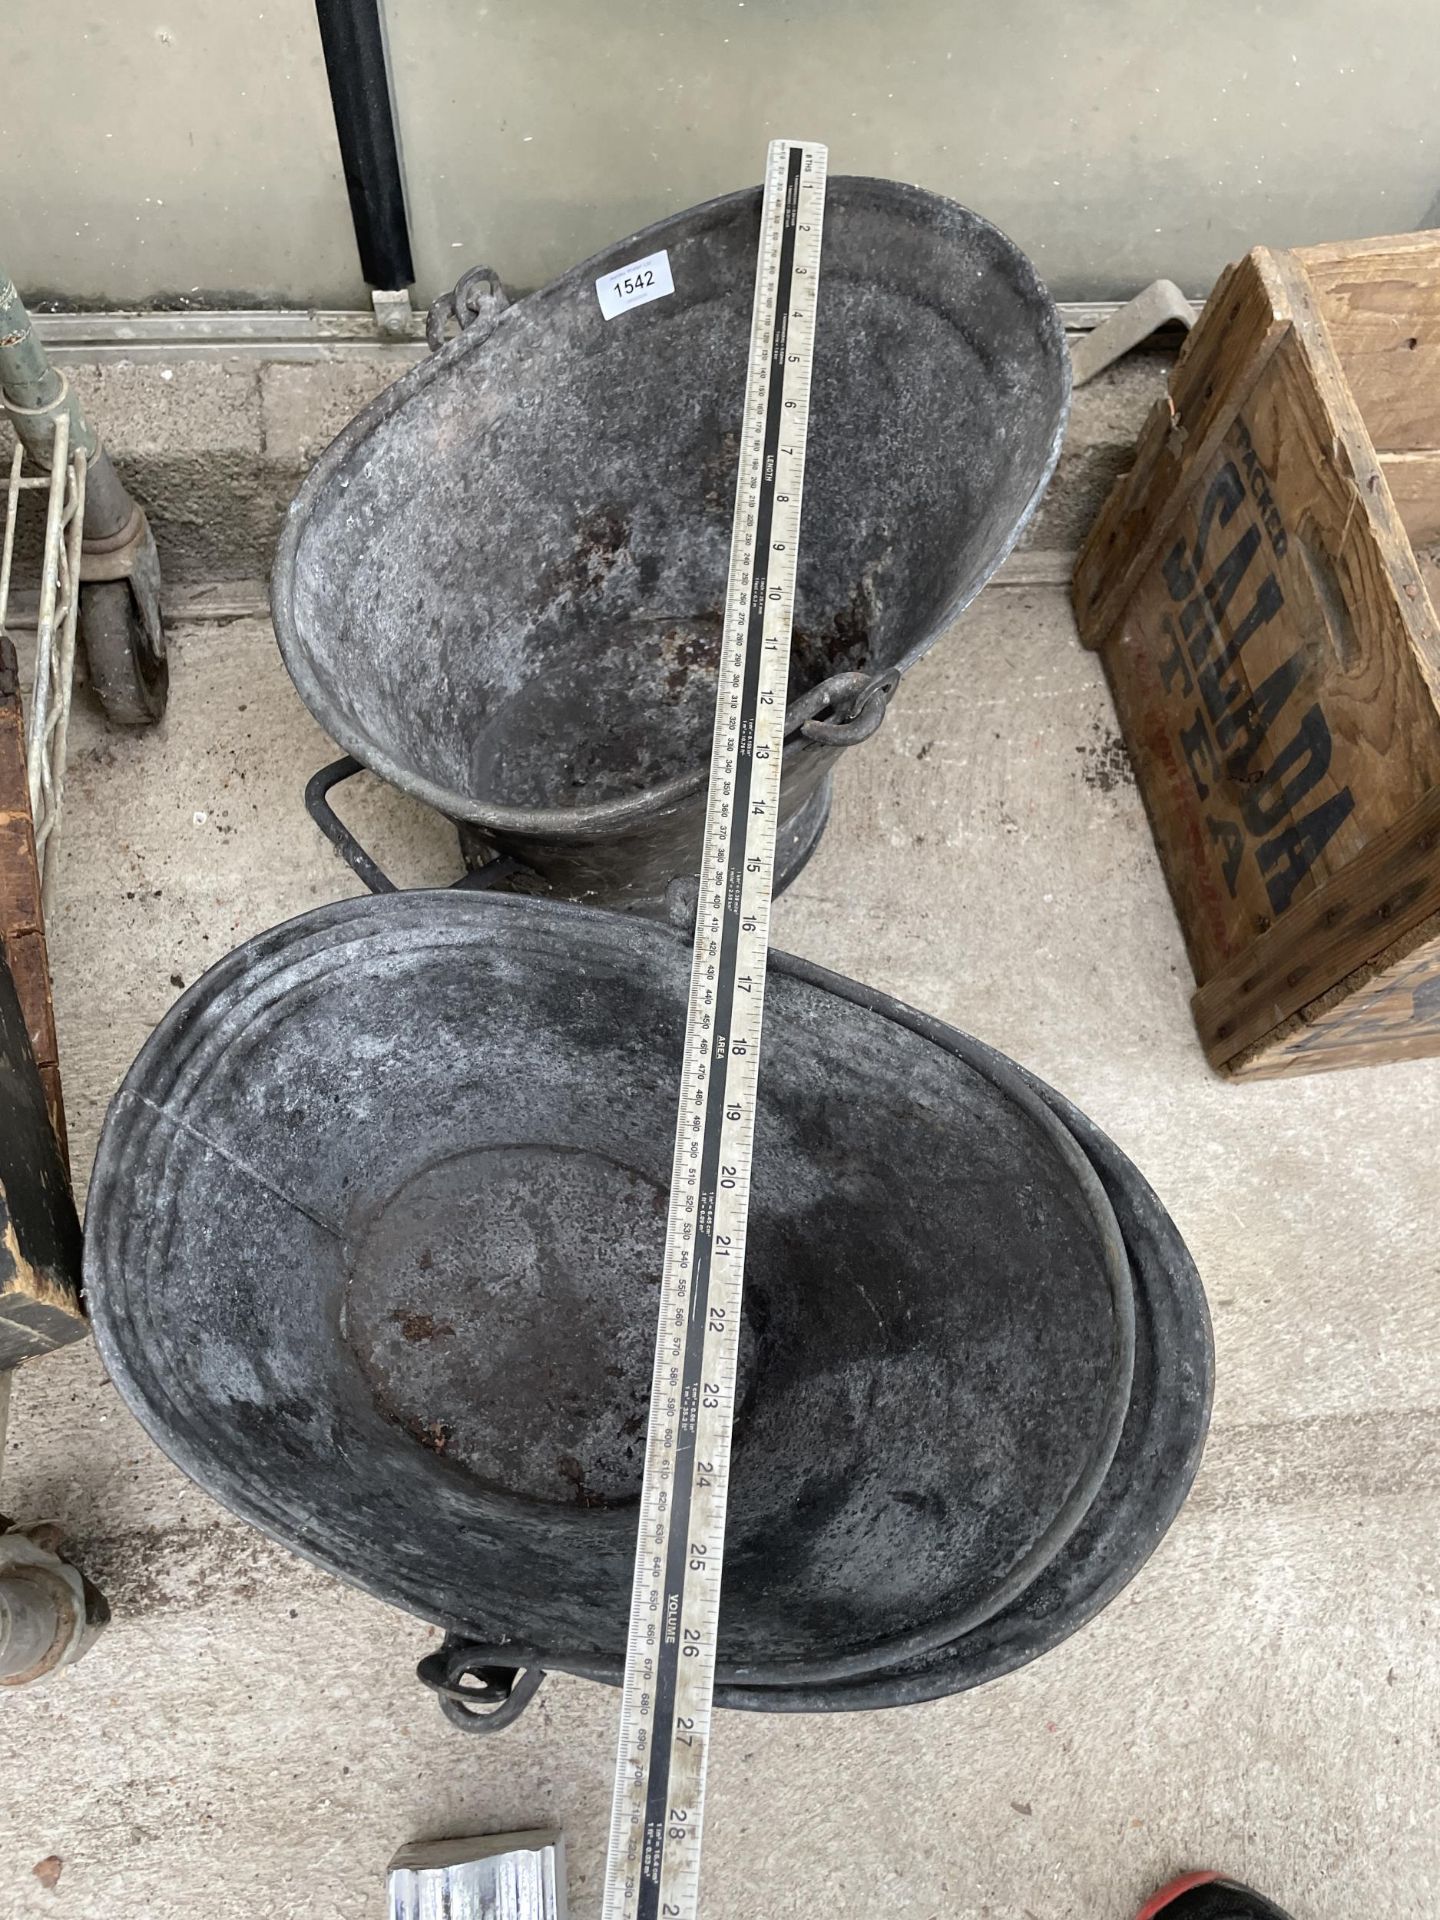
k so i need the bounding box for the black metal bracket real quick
[304,756,523,895]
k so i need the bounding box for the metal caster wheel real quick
[79,576,168,726]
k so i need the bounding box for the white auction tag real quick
[595,248,674,320]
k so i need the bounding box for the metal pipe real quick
[79,447,139,544]
[0,444,22,635]
[0,277,66,414]
[313,0,415,291]
[0,273,132,543]
[0,278,98,464]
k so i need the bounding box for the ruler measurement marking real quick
[602,139,826,1920]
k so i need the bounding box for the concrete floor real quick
[3,352,1439,1920]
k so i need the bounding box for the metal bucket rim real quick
[85,891,1201,1706]
[270,174,1071,838]
[712,1046,1215,1711]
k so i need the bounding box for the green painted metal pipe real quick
[0,275,99,464]
[0,272,138,540]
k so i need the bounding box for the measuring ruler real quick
[600,137,828,1920]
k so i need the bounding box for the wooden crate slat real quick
[1191,784,1440,1063]
[0,948,84,1367]
[1379,451,1440,549]
[1227,913,1440,1078]
[1266,243,1440,705]
[1296,232,1440,453]
[1073,252,1294,650]
[3,929,60,1080]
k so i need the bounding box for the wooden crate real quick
[1074,232,1440,1077]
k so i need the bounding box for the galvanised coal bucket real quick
[84,894,1210,1732]
[272,178,1070,910]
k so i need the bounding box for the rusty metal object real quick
[425,264,510,353]
[0,1515,107,1686]
[416,1641,548,1736]
[0,1374,107,1687]
[74,449,167,726]
[273,178,1070,909]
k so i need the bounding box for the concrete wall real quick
[10,1,1440,307]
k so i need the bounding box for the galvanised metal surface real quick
[272,178,1070,909]
[387,1830,567,1920]
[84,892,1211,1723]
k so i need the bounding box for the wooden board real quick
[0,626,81,1364]
[1075,233,1440,1076]
[1379,451,1440,548]
[0,947,84,1366]
[1191,784,1440,1064]
[1073,251,1293,650]
[1226,911,1440,1078]
[1297,231,1440,453]
[0,633,65,1160]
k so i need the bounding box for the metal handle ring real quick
[416,1636,546,1735]
[426,265,511,353]
[788,667,901,747]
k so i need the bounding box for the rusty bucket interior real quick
[273,177,1070,835]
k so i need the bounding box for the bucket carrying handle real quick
[426,265,511,353]
[416,1634,546,1735]
[305,667,900,894]
[786,667,900,746]
[304,755,523,895]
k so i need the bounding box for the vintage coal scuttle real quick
[272,177,1070,910]
[85,892,1212,1733]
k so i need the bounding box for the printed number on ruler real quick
[600,138,828,1920]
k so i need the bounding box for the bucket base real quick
[456,770,834,913]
